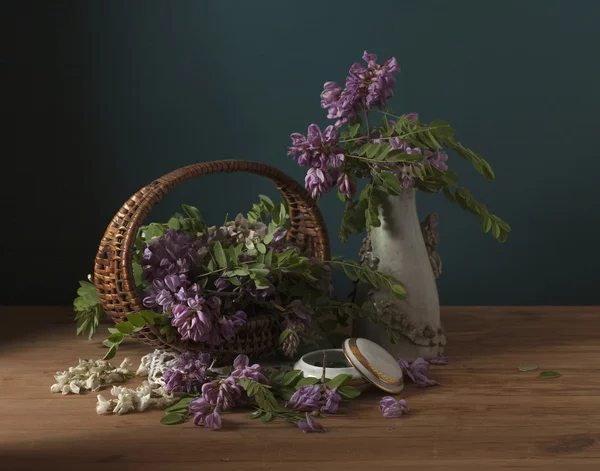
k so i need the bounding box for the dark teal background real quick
[7,1,600,305]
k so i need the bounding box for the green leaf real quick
[106,332,124,344]
[116,322,134,334]
[518,365,538,372]
[167,217,181,230]
[295,377,320,387]
[391,284,407,298]
[481,160,495,180]
[166,397,194,412]
[381,115,390,133]
[138,310,158,324]
[341,264,358,282]
[378,171,401,195]
[279,204,287,224]
[442,170,459,186]
[254,277,272,290]
[229,277,242,286]
[126,312,145,328]
[264,250,273,267]
[260,412,274,423]
[358,143,371,155]
[495,218,512,232]
[181,204,202,221]
[160,412,186,425]
[319,319,338,333]
[258,194,275,210]
[103,343,117,360]
[539,371,561,379]
[76,318,90,336]
[326,373,353,389]
[263,232,274,244]
[428,120,455,138]
[213,241,227,268]
[366,143,380,158]
[278,329,292,344]
[281,370,304,386]
[143,223,165,241]
[348,122,361,137]
[107,327,120,334]
[491,222,501,239]
[248,410,264,420]
[338,385,361,399]
[443,187,456,202]
[271,371,287,384]
[257,243,267,254]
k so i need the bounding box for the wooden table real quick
[1,306,599,471]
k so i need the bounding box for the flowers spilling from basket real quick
[288,50,510,242]
[51,349,447,432]
[74,195,408,359]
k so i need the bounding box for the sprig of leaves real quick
[102,310,158,360]
[331,260,406,298]
[160,396,196,425]
[336,111,510,243]
[73,281,105,340]
[236,378,279,413]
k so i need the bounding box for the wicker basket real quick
[93,160,330,360]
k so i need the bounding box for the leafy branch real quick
[73,281,105,340]
[330,260,406,299]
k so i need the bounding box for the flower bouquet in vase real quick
[289,51,510,361]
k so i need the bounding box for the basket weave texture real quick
[93,160,330,360]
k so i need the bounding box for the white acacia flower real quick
[96,394,114,415]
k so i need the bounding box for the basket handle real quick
[93,160,330,321]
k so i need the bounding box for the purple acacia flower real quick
[231,354,269,384]
[380,396,409,418]
[284,299,313,330]
[189,397,212,425]
[202,377,242,412]
[337,173,357,199]
[399,358,440,387]
[203,410,223,430]
[305,167,338,198]
[288,124,345,170]
[298,412,326,433]
[426,150,449,171]
[218,310,247,341]
[214,276,230,291]
[361,51,400,109]
[321,387,341,414]
[171,303,213,342]
[163,351,212,394]
[320,51,400,126]
[286,385,321,412]
[141,229,200,282]
[405,112,419,122]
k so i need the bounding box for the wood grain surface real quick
[1,306,599,471]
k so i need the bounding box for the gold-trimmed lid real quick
[342,338,404,394]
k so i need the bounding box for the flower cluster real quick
[187,354,268,430]
[142,230,236,344]
[285,384,341,432]
[163,351,213,394]
[288,124,345,198]
[398,356,448,388]
[287,50,509,245]
[321,51,400,126]
[379,396,409,418]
